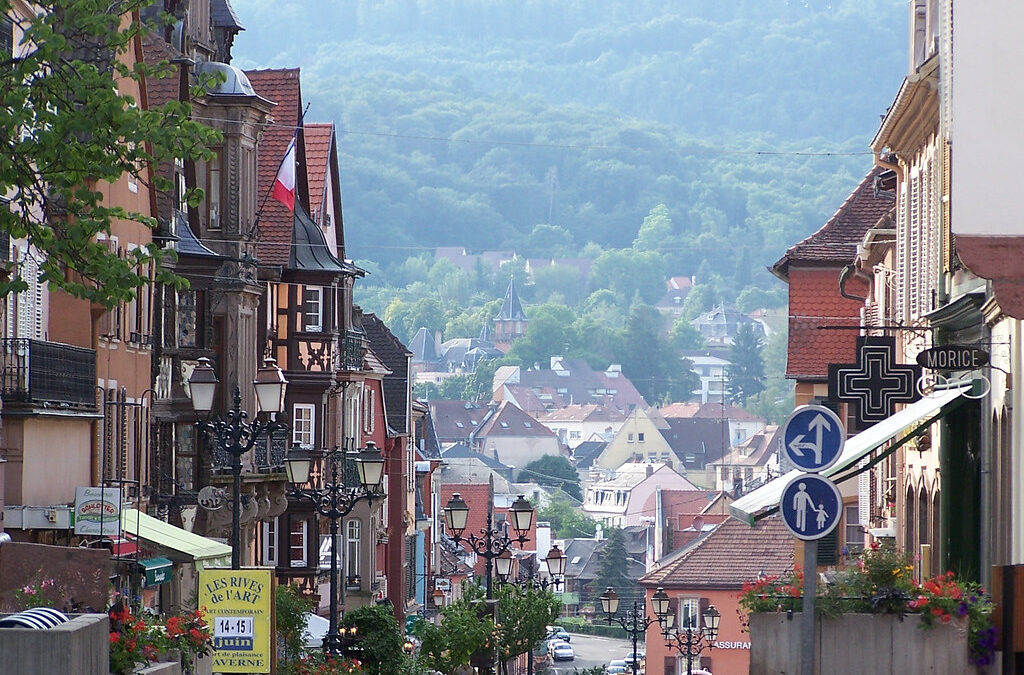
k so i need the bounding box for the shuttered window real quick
[1,15,13,58]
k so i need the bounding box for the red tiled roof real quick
[246,68,301,266]
[304,123,332,223]
[772,167,895,279]
[640,516,794,589]
[536,404,626,423]
[660,401,764,423]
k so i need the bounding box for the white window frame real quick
[289,518,308,567]
[346,519,361,582]
[292,403,315,449]
[262,517,278,567]
[845,504,864,553]
[303,286,323,332]
[363,389,375,433]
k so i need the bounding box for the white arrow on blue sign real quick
[779,473,843,541]
[781,405,845,473]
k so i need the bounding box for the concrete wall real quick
[749,612,975,674]
[0,613,108,675]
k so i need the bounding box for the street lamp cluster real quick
[600,586,720,675]
[285,444,385,656]
[187,356,289,571]
[187,356,384,657]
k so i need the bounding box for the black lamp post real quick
[600,587,658,675]
[187,356,288,570]
[285,443,385,656]
[443,491,535,675]
[652,588,720,675]
[495,545,568,675]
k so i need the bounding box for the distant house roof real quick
[428,401,489,442]
[771,167,895,280]
[476,401,555,439]
[572,441,607,469]
[360,313,412,435]
[495,278,527,321]
[415,407,443,461]
[639,516,794,589]
[713,425,781,468]
[660,401,765,423]
[498,358,648,413]
[442,442,510,471]
[655,287,691,310]
[562,538,601,580]
[409,327,439,364]
[662,417,731,468]
[440,456,512,489]
[537,404,627,424]
[438,337,503,372]
[591,462,697,491]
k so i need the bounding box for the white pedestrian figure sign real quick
[780,474,842,540]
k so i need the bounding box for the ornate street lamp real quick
[443,490,535,675]
[286,442,384,656]
[187,356,288,570]
[654,596,720,675]
[600,587,657,675]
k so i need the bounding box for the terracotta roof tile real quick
[246,68,301,266]
[772,167,895,277]
[640,516,794,589]
[140,32,182,223]
[786,267,867,379]
[303,123,333,222]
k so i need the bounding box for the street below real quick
[547,633,635,674]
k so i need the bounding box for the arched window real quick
[905,486,916,555]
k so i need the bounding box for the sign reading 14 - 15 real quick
[781,405,845,473]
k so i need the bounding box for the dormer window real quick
[500,421,509,428]
[455,422,464,428]
[523,422,532,428]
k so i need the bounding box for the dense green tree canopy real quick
[1,0,220,307]
[521,455,582,501]
[727,322,767,404]
[539,493,598,539]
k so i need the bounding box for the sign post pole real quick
[801,540,817,675]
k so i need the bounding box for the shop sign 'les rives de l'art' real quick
[828,336,921,428]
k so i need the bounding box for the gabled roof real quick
[495,278,527,321]
[502,359,648,413]
[771,167,895,280]
[415,408,443,461]
[660,401,764,423]
[562,538,601,579]
[246,68,303,267]
[537,404,626,424]
[662,418,731,466]
[410,328,439,364]
[590,462,696,491]
[303,123,332,219]
[428,401,489,440]
[640,516,793,589]
[360,313,412,435]
[442,442,510,471]
[476,401,555,438]
[572,441,607,469]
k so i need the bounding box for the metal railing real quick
[339,331,365,372]
[0,338,96,407]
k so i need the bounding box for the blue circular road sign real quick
[779,474,843,541]
[781,405,845,472]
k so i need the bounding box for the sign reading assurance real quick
[199,569,273,673]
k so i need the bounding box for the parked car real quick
[608,659,628,672]
[550,642,575,662]
[618,651,643,671]
[546,637,567,655]
[607,665,629,674]
[546,627,571,643]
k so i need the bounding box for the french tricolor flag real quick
[271,134,297,211]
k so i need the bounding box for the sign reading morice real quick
[916,345,989,371]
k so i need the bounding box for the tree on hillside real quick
[591,527,636,605]
[617,304,697,404]
[538,494,597,539]
[521,455,582,501]
[633,204,673,252]
[670,316,705,351]
[505,303,577,369]
[1,0,220,307]
[727,322,766,405]
[590,248,666,306]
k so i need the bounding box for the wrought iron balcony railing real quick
[0,338,96,408]
[339,330,365,372]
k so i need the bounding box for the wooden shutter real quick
[942,140,953,271]
[818,527,840,565]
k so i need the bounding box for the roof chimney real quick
[646,464,654,477]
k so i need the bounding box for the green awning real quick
[120,509,231,568]
[139,557,173,587]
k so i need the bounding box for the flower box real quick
[748,612,979,674]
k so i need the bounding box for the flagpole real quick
[249,102,311,239]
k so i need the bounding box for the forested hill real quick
[232,0,907,285]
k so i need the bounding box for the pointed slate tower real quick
[492,277,528,351]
